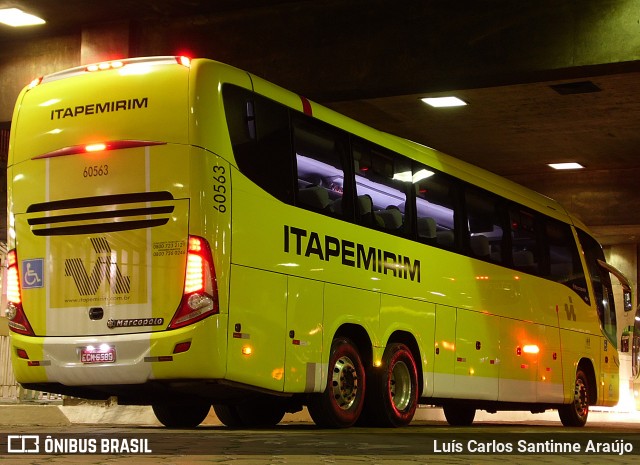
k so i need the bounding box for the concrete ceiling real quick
[1,0,639,245]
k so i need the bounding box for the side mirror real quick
[597,259,634,312]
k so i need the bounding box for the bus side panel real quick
[559,329,600,404]
[284,277,324,393]
[189,60,253,163]
[432,305,456,398]
[600,338,619,406]
[226,265,287,392]
[379,295,435,397]
[498,318,539,402]
[323,283,380,363]
[454,309,499,401]
[536,323,564,403]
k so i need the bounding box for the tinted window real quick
[465,188,504,263]
[223,85,293,203]
[353,139,411,236]
[545,219,588,301]
[294,116,350,219]
[415,166,457,250]
[578,229,617,346]
[510,208,540,275]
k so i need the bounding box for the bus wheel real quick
[152,403,210,428]
[308,337,365,428]
[364,343,418,427]
[213,404,244,428]
[443,404,476,426]
[559,368,590,427]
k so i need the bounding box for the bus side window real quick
[223,85,294,204]
[293,116,349,219]
[577,229,617,347]
[545,219,589,302]
[465,188,505,264]
[415,167,456,250]
[509,208,540,275]
[352,139,411,237]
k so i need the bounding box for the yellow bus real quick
[6,56,632,428]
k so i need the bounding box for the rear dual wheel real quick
[360,343,419,427]
[307,337,365,428]
[443,404,476,426]
[152,402,211,428]
[214,396,286,428]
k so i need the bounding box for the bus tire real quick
[363,343,418,427]
[443,404,476,426]
[152,403,210,428]
[213,404,244,428]
[307,337,365,428]
[558,368,590,427]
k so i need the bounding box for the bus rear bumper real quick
[9,315,228,388]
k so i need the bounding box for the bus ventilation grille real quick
[26,191,175,236]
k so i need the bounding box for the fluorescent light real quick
[421,96,467,108]
[0,8,45,27]
[393,169,434,183]
[548,162,585,170]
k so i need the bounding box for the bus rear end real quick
[6,57,229,425]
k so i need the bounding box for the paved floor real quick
[2,400,640,427]
[1,403,639,464]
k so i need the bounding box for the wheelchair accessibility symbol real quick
[22,259,44,289]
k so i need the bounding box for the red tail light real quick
[32,140,166,160]
[5,250,35,336]
[168,236,219,329]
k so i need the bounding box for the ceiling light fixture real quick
[421,96,467,108]
[0,8,45,27]
[548,162,585,170]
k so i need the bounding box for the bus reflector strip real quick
[173,341,192,354]
[27,360,51,367]
[144,356,174,362]
[32,140,166,160]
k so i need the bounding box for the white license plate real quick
[80,346,116,364]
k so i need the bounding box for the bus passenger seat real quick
[470,235,490,258]
[298,185,331,211]
[417,217,437,240]
[375,206,403,231]
[358,195,373,216]
[513,250,535,267]
[436,230,454,247]
[332,197,343,214]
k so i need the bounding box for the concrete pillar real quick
[605,243,638,333]
[604,243,638,410]
[80,21,130,65]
